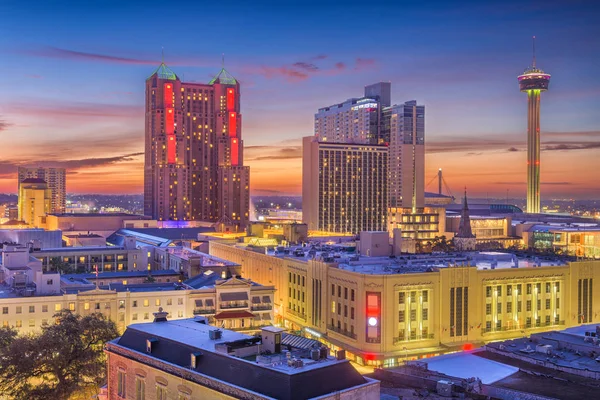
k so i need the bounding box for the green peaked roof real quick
[209,68,237,85]
[147,62,178,81]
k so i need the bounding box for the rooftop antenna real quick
[532,36,536,68]
[222,53,225,68]
[161,47,165,64]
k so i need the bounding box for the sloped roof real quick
[208,68,237,85]
[20,178,47,184]
[148,62,178,81]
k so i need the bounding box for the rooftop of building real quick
[160,246,238,266]
[147,62,178,81]
[208,67,237,85]
[63,233,104,238]
[107,227,215,247]
[255,243,569,274]
[20,178,47,184]
[424,191,454,199]
[47,212,146,217]
[34,245,130,253]
[61,269,181,281]
[109,318,368,400]
[62,282,186,294]
[485,324,600,375]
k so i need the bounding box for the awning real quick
[195,299,203,307]
[262,296,271,303]
[252,296,261,304]
[205,299,214,307]
[282,334,320,350]
[220,292,248,302]
[214,310,255,320]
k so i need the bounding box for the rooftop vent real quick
[209,329,222,340]
[153,307,168,322]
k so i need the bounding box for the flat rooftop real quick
[121,319,347,375]
[61,269,180,280]
[162,247,238,267]
[258,245,569,274]
[35,246,128,253]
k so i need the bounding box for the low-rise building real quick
[104,317,379,400]
[32,239,150,273]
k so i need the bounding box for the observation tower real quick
[518,37,550,214]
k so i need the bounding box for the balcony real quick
[220,302,248,310]
[193,308,215,315]
[482,320,565,334]
[251,305,272,311]
[327,324,357,339]
[286,308,306,320]
[393,334,434,344]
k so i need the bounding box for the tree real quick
[0,311,118,400]
[49,256,75,274]
[430,235,454,253]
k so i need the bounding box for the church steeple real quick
[457,188,475,238]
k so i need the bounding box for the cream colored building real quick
[18,178,51,227]
[0,245,274,335]
[210,241,600,367]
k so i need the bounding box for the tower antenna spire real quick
[532,36,536,68]
[222,53,225,68]
[161,47,165,64]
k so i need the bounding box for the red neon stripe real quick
[164,83,175,164]
[227,88,235,111]
[229,112,237,138]
[231,138,239,166]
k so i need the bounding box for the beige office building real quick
[210,241,600,368]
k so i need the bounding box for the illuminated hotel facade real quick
[210,241,600,367]
[309,83,429,236]
[518,38,550,214]
[144,63,249,228]
[302,137,388,234]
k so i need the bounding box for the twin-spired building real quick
[210,241,600,368]
[144,63,249,228]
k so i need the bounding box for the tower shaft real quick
[526,89,541,213]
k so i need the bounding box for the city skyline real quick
[1,1,599,199]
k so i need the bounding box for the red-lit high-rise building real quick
[144,63,249,228]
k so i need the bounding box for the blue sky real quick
[0,0,599,198]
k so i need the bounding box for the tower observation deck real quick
[518,37,550,214]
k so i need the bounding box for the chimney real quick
[153,307,168,322]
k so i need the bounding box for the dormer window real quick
[146,338,158,353]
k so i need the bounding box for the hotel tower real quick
[144,63,250,228]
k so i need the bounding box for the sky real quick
[0,0,599,199]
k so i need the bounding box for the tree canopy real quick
[0,310,118,400]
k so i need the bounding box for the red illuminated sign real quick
[366,292,381,341]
